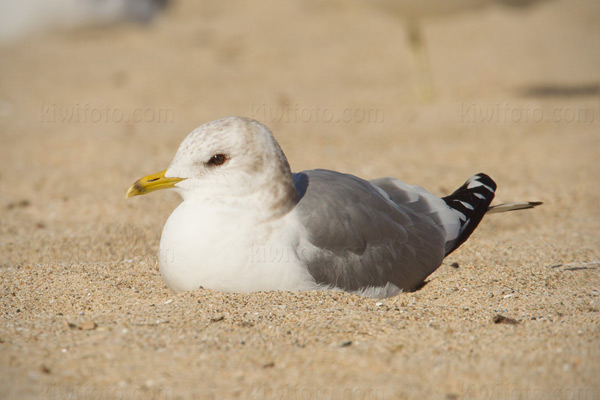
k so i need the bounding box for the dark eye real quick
[207,154,227,166]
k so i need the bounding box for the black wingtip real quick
[443,173,497,256]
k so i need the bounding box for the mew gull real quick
[0,0,169,42]
[126,116,541,298]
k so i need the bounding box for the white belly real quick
[158,199,316,293]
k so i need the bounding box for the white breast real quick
[158,199,317,293]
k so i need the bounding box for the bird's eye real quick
[207,154,227,166]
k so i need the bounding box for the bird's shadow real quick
[410,280,431,292]
[516,83,599,98]
[293,172,309,200]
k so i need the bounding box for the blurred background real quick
[1,0,598,248]
[1,0,599,398]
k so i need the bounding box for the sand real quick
[1,0,599,399]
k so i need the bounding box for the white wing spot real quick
[458,200,474,210]
[467,179,494,193]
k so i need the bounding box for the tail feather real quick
[442,173,542,256]
[442,173,496,255]
[487,201,543,214]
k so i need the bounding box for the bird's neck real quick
[177,171,298,223]
[252,144,299,220]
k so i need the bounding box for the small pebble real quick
[79,320,97,330]
[492,315,519,325]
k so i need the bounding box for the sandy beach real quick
[1,0,599,399]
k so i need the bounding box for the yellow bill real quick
[126,169,185,199]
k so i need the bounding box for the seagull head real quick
[126,117,298,208]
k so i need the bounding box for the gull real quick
[0,0,169,42]
[127,117,541,298]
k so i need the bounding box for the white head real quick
[127,117,298,215]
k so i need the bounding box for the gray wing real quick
[292,169,452,293]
